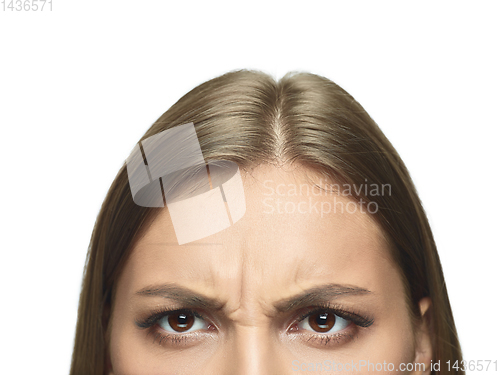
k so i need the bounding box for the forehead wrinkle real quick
[198,235,247,316]
[236,239,249,315]
[127,163,394,322]
[224,226,292,320]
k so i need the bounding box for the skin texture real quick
[108,164,433,374]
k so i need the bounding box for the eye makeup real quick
[135,307,217,347]
[286,301,374,348]
[134,301,374,349]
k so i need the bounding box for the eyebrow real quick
[135,284,226,311]
[273,284,371,313]
[135,283,371,314]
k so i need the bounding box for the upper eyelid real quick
[296,307,352,325]
[136,307,207,328]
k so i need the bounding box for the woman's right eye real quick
[157,311,209,333]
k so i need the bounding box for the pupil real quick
[317,313,328,325]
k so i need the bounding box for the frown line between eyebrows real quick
[134,283,372,314]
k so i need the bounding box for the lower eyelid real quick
[156,322,216,335]
[152,330,195,347]
[306,330,357,347]
[288,322,359,347]
[149,325,216,348]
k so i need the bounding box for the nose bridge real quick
[219,325,285,375]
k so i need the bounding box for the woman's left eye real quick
[158,311,208,334]
[298,310,351,334]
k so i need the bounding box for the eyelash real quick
[291,302,374,347]
[136,308,213,347]
[135,303,374,348]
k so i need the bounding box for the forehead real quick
[119,164,399,305]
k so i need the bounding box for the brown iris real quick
[309,311,336,333]
[167,312,195,332]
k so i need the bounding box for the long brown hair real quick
[70,69,463,374]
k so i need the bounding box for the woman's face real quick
[108,164,432,374]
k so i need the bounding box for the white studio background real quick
[1,1,498,373]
